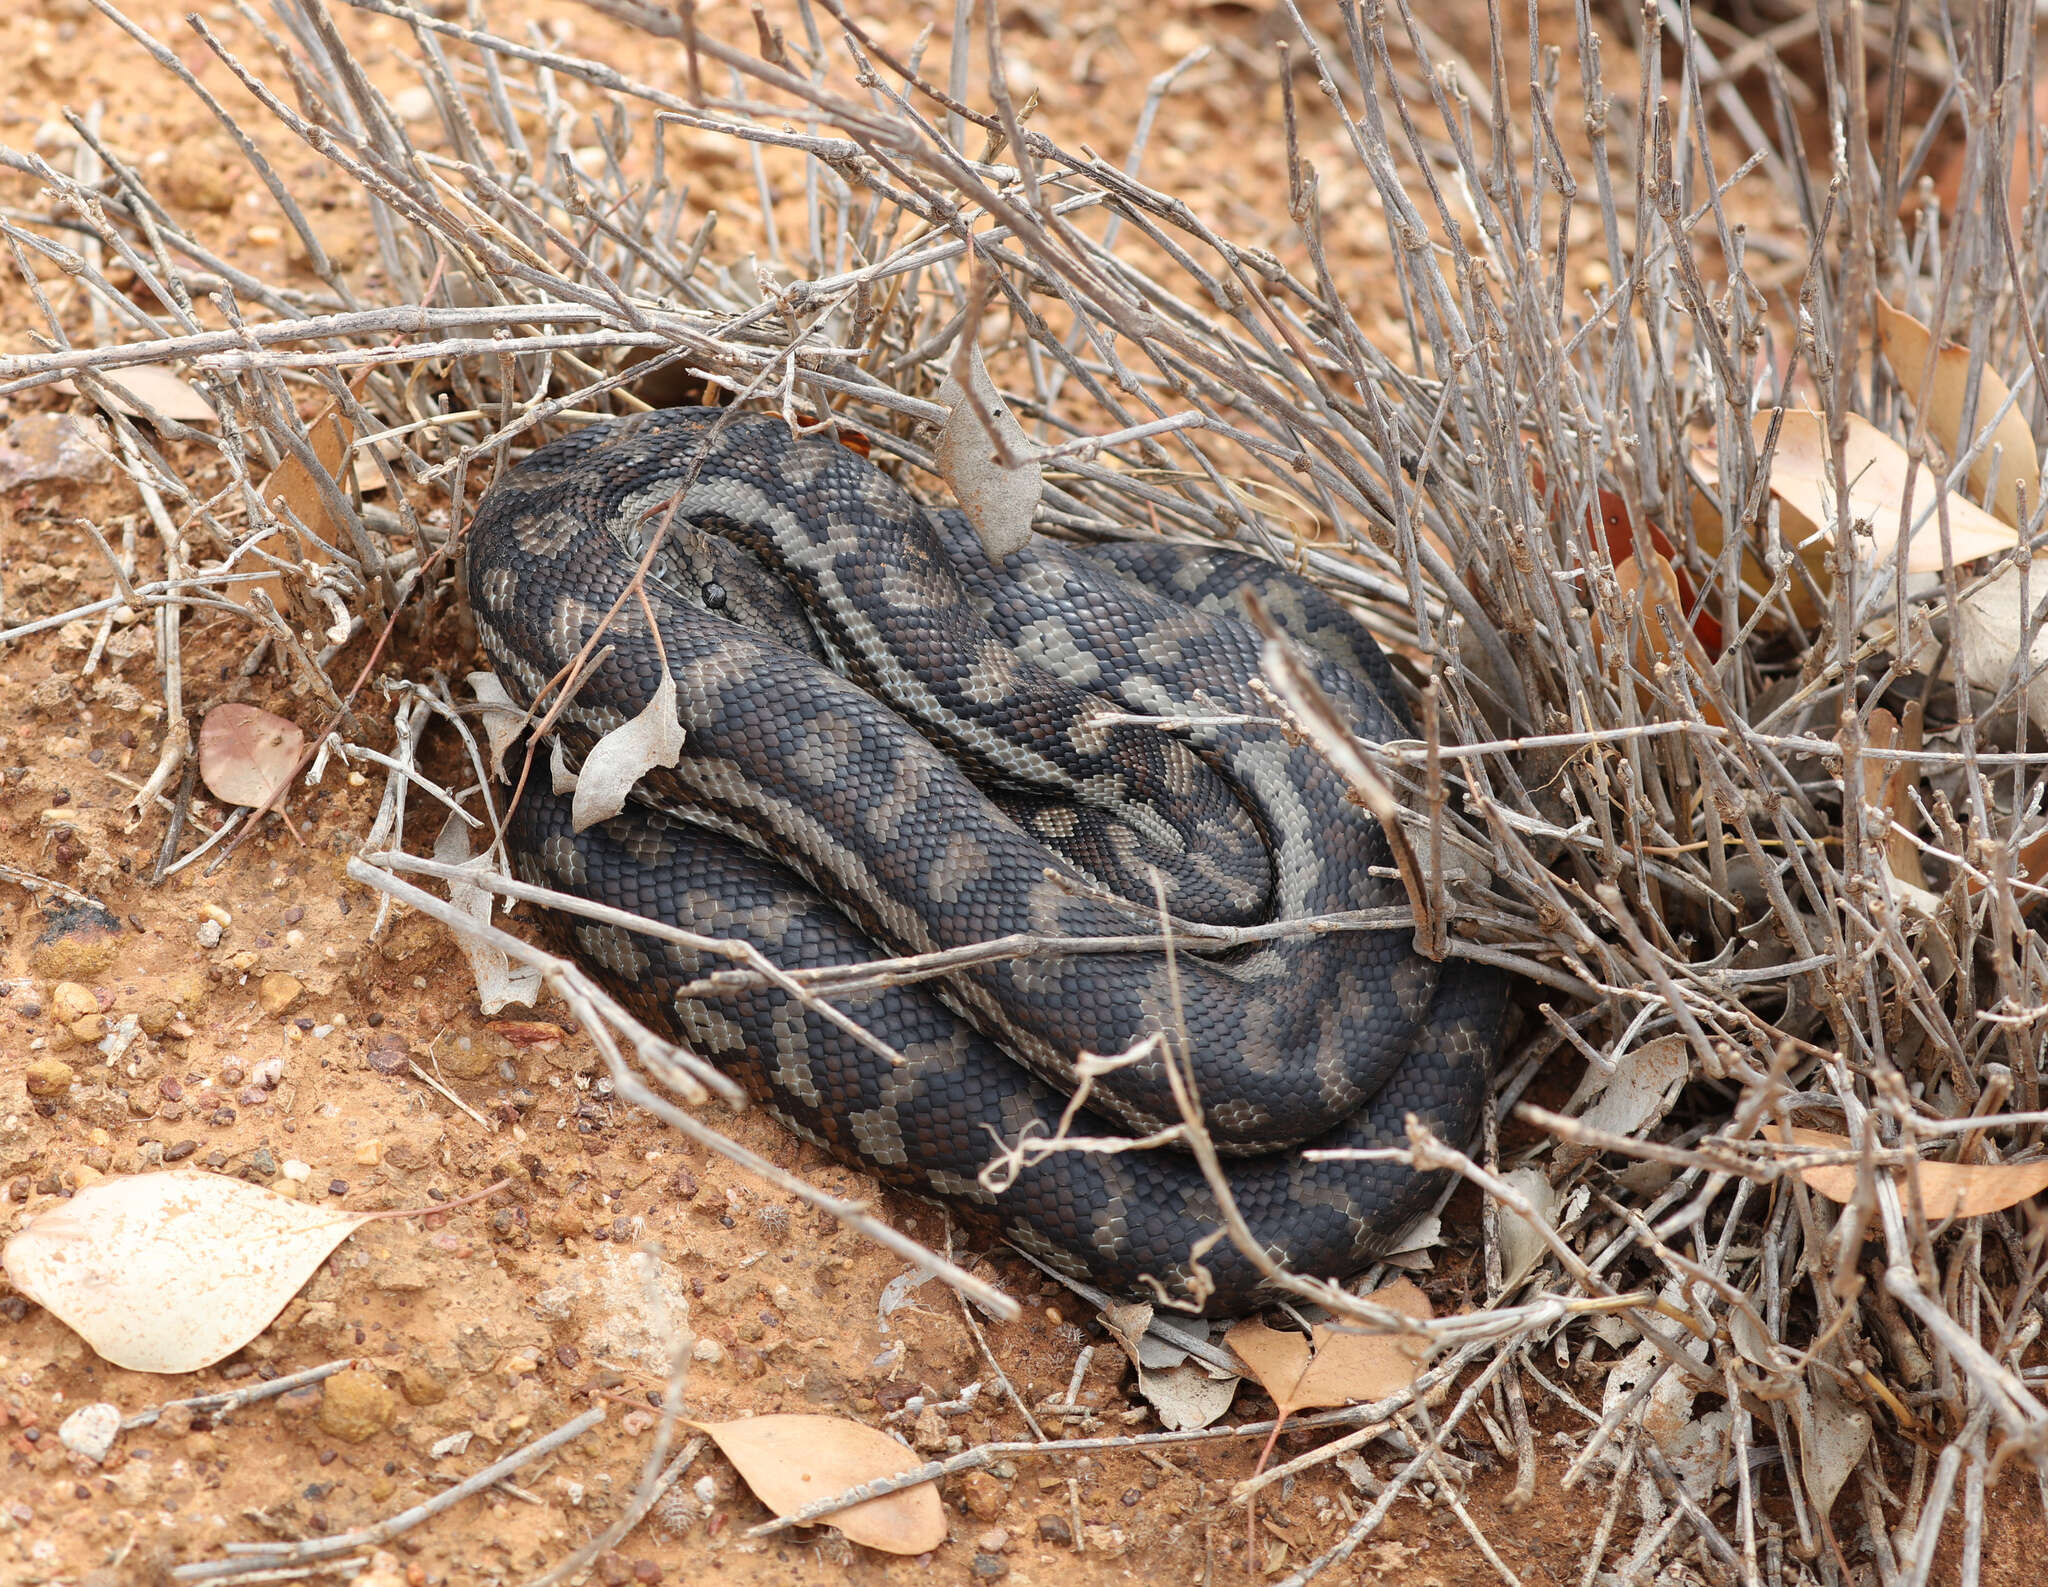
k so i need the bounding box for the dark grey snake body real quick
[471,408,1506,1312]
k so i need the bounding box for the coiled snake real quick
[471,408,1506,1313]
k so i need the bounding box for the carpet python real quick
[470,407,1507,1312]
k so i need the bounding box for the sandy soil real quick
[0,1,2034,1584]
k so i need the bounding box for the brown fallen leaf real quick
[1601,548,1726,726]
[198,703,305,811]
[1875,296,2041,531]
[1226,1278,1434,1418]
[690,1413,945,1554]
[247,403,356,617]
[1783,1126,2048,1219]
[1226,1283,1433,1554]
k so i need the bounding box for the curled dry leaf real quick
[1797,1377,1872,1519]
[198,703,305,810]
[1692,410,2017,575]
[1783,1126,2048,1219]
[1952,554,2048,739]
[689,1413,945,1554]
[1495,1165,1561,1292]
[1874,296,2041,530]
[570,673,686,832]
[1607,549,1726,726]
[1,1171,372,1373]
[936,345,1041,561]
[1225,1278,1434,1417]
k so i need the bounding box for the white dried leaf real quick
[1,1172,372,1373]
[433,811,541,1015]
[1954,555,2048,735]
[1496,1166,1559,1291]
[571,674,685,832]
[936,347,1041,561]
[467,672,526,780]
[1566,1035,1691,1148]
[550,738,578,794]
[56,363,217,423]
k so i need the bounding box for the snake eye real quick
[702,581,727,611]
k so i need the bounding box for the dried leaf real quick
[1875,296,2041,529]
[197,703,304,810]
[1692,410,2017,574]
[1953,555,2048,737]
[570,674,686,832]
[1495,1166,1560,1291]
[57,363,217,423]
[1135,1363,1241,1431]
[936,346,1040,561]
[1785,1126,2048,1218]
[467,672,527,780]
[1563,1036,1690,1164]
[689,1413,945,1554]
[246,404,355,622]
[1798,1378,1871,1519]
[1100,1301,1239,1431]
[433,810,541,1015]
[1,1171,372,1373]
[1225,1279,1432,1416]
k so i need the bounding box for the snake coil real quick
[472,408,1505,1312]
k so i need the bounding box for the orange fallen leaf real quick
[1611,548,1726,726]
[1226,1278,1434,1418]
[1874,296,2041,530]
[1783,1126,2048,1219]
[690,1413,945,1555]
[197,703,304,811]
[1226,1283,1433,1552]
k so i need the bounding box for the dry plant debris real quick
[0,0,2044,1582]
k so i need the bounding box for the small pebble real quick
[971,1555,1009,1579]
[24,1057,75,1098]
[163,1140,198,1163]
[57,1403,121,1463]
[196,920,223,949]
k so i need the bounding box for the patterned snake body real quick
[472,409,1506,1311]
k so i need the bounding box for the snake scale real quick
[470,407,1507,1313]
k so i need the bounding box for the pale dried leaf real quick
[1225,1280,1431,1416]
[1875,296,2041,529]
[1134,1362,1240,1431]
[58,363,217,422]
[197,703,304,810]
[1784,1126,2048,1218]
[1566,1035,1690,1147]
[690,1413,945,1554]
[1798,1379,1871,1518]
[936,347,1041,560]
[571,674,685,832]
[467,672,526,780]
[1692,411,2017,573]
[1,1171,371,1373]
[433,811,541,1015]
[1953,555,2048,736]
[1496,1165,1560,1291]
